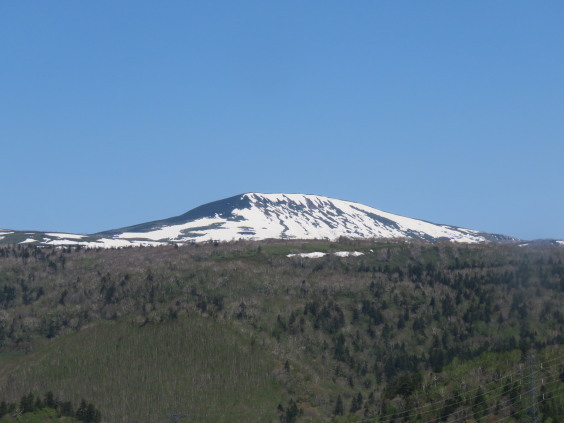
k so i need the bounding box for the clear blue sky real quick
[1,1,563,240]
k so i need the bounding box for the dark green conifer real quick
[334,395,344,416]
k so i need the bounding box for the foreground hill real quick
[0,193,520,247]
[0,240,563,422]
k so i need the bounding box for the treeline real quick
[0,391,101,422]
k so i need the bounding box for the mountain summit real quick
[1,193,518,247]
[97,193,515,245]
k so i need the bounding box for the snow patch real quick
[45,239,85,246]
[89,238,163,248]
[334,251,364,257]
[287,252,327,258]
[287,251,364,259]
[19,238,37,244]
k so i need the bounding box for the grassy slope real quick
[0,316,283,423]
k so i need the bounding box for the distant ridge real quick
[0,193,529,247]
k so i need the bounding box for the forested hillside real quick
[0,240,563,422]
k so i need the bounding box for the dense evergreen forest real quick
[0,240,563,422]
[0,391,101,422]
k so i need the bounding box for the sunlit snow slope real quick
[98,193,515,245]
[1,193,523,247]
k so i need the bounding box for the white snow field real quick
[113,193,493,244]
[2,193,517,248]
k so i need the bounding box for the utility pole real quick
[526,352,539,423]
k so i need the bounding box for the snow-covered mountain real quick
[1,193,520,247]
[101,193,518,244]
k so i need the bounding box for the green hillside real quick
[1,317,282,422]
[0,240,563,422]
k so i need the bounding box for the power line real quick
[396,355,564,418]
[442,380,564,423]
[490,390,564,423]
[374,356,563,422]
[344,353,564,423]
[396,381,563,423]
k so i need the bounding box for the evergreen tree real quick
[284,398,299,423]
[350,392,363,413]
[334,395,344,416]
[0,401,7,418]
[34,395,44,410]
[19,392,35,413]
[85,403,102,423]
[76,399,88,421]
[44,391,56,409]
[473,387,487,420]
[60,400,74,417]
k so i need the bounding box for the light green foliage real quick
[0,408,69,422]
[0,317,282,423]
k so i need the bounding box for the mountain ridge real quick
[99,193,517,243]
[0,193,532,247]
